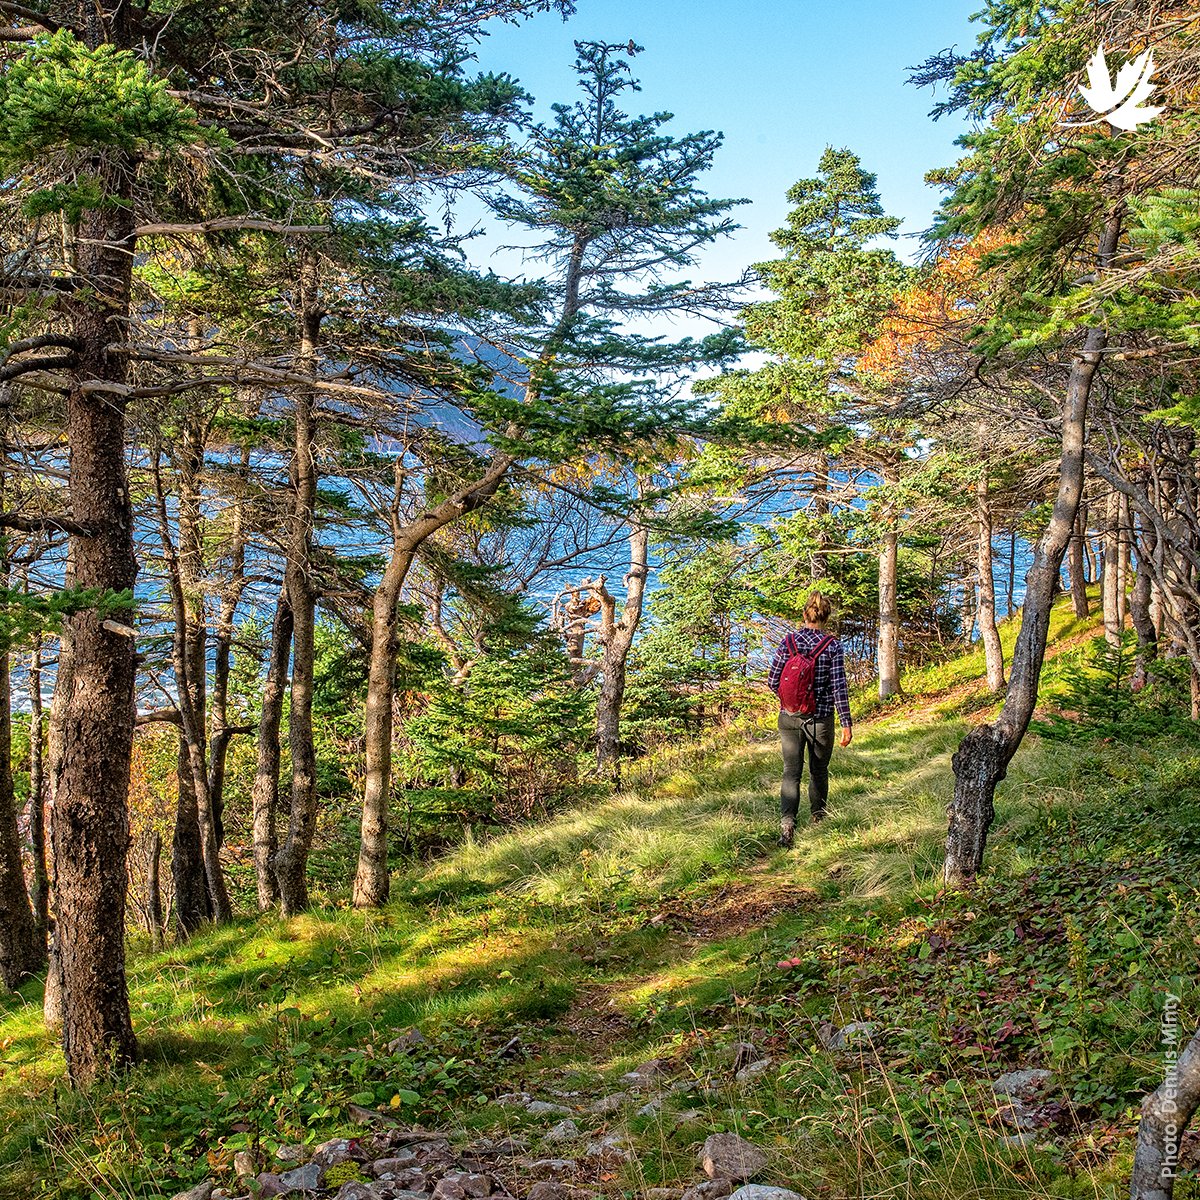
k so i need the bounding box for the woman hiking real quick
[767,591,852,847]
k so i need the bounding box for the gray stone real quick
[255,1175,287,1199]
[388,1027,427,1053]
[673,1109,704,1126]
[820,1021,877,1051]
[170,1184,215,1200]
[527,1159,579,1178]
[527,1185,595,1200]
[348,1103,399,1127]
[589,1093,630,1115]
[371,1151,418,1175]
[734,1059,774,1085]
[585,1133,632,1161]
[727,1187,808,1200]
[992,1069,1054,1102]
[275,1145,306,1164]
[701,1134,768,1182]
[636,1098,663,1117]
[680,1179,733,1200]
[544,1120,581,1145]
[525,1101,572,1118]
[999,1130,1038,1147]
[435,1173,492,1199]
[722,1042,758,1068]
[497,1092,534,1108]
[314,1139,361,1168]
[232,1151,258,1180]
[644,1190,680,1200]
[278,1161,324,1192]
[996,1100,1038,1132]
[333,1185,382,1200]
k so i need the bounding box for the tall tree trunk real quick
[353,454,514,908]
[1130,1022,1200,1200]
[877,463,901,699]
[208,443,251,843]
[252,589,291,911]
[944,211,1121,890]
[0,649,42,987]
[977,471,1006,691]
[27,632,48,943]
[54,138,140,1082]
[1130,513,1158,672]
[172,736,210,935]
[145,832,165,951]
[1103,487,1123,646]
[1068,505,1090,619]
[596,523,649,781]
[155,446,232,925]
[273,281,322,917]
[1007,528,1018,614]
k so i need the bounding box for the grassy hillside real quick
[2,597,1197,1200]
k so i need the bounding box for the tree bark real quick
[145,832,165,950]
[1130,513,1158,670]
[877,463,901,699]
[155,446,232,925]
[273,276,322,917]
[1068,505,1090,619]
[252,589,291,911]
[944,211,1121,890]
[27,632,48,942]
[172,734,210,936]
[207,443,251,845]
[1130,1022,1200,1200]
[353,452,515,907]
[53,157,140,1082]
[1103,487,1123,646]
[595,523,649,781]
[0,647,42,987]
[977,471,1006,691]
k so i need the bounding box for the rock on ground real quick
[170,1184,215,1200]
[681,1179,734,1200]
[992,1069,1054,1102]
[728,1186,808,1200]
[701,1134,769,1182]
[820,1021,877,1051]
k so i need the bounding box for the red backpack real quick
[777,634,835,715]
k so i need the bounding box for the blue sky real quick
[471,0,983,289]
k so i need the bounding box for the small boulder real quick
[544,1120,581,1145]
[254,1175,288,1199]
[434,1172,492,1200]
[526,1158,579,1179]
[584,1133,632,1161]
[232,1151,258,1180]
[527,1185,595,1200]
[275,1145,306,1164]
[589,1093,630,1115]
[497,1092,534,1109]
[636,1098,663,1117]
[526,1100,573,1118]
[728,1187,808,1200]
[734,1059,773,1085]
[170,1184,215,1200]
[371,1150,418,1174]
[388,1027,427,1053]
[314,1139,362,1168]
[333,1184,381,1200]
[992,1069,1054,1103]
[820,1021,877,1052]
[701,1134,768,1182]
[681,1179,733,1200]
[278,1161,324,1193]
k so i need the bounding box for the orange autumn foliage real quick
[860,229,1011,385]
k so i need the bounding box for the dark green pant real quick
[778,712,835,820]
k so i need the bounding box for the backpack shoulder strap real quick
[813,634,836,659]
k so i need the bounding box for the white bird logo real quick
[1077,43,1163,131]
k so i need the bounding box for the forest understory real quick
[1,598,1195,1200]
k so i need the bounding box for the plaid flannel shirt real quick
[768,628,852,728]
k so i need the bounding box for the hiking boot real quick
[778,817,795,849]
[810,810,826,825]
